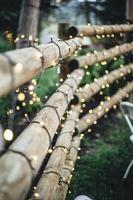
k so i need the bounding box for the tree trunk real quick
[126,0,133,21]
[0,124,4,152]
[16,0,40,48]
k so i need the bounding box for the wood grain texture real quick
[53,136,81,200]
[68,24,133,37]
[78,82,133,133]
[0,69,84,200]
[53,82,133,200]
[77,63,133,102]
[31,104,81,200]
[68,43,133,68]
[0,37,82,97]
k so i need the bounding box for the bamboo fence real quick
[0,22,133,200]
[68,24,133,37]
[53,136,81,200]
[0,69,84,200]
[30,62,133,199]
[0,37,82,97]
[31,78,133,200]
[53,81,133,200]
[31,104,81,200]
[77,63,133,102]
[78,82,133,133]
[68,42,133,68]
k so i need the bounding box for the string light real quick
[3,129,14,141]
[18,92,25,101]
[1,24,133,200]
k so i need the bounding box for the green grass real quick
[67,114,133,200]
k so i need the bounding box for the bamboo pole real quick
[68,24,133,37]
[68,42,133,68]
[78,82,133,133]
[53,136,81,200]
[31,64,133,200]
[0,37,82,97]
[0,69,84,200]
[54,81,133,200]
[31,104,81,200]
[77,63,133,102]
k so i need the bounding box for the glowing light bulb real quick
[32,79,37,86]
[89,109,93,114]
[88,129,91,133]
[3,129,14,141]
[34,193,40,198]
[28,85,34,91]
[22,102,26,107]
[18,93,25,101]
[48,149,52,153]
[29,100,33,105]
[16,106,20,111]
[29,35,32,41]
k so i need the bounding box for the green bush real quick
[0,34,12,52]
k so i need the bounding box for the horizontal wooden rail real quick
[31,64,133,199]
[30,63,133,199]
[68,42,133,69]
[0,69,84,200]
[78,81,133,133]
[77,63,133,102]
[0,37,82,97]
[53,81,133,200]
[31,104,81,200]
[68,24,133,37]
[53,135,81,200]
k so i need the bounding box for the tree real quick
[16,0,40,48]
[8,0,41,132]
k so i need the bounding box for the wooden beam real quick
[68,24,133,37]
[53,81,133,200]
[0,37,82,97]
[31,104,81,200]
[0,69,84,200]
[30,64,133,200]
[68,42,133,69]
[78,82,133,133]
[77,63,133,102]
[53,135,81,200]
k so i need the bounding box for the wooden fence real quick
[0,38,82,97]
[0,24,133,200]
[68,43,133,69]
[68,24,133,37]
